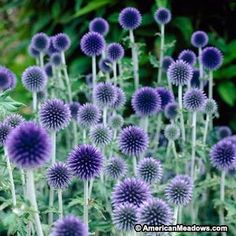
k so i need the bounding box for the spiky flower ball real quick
[106,43,124,62]
[191,31,208,48]
[137,157,163,184]
[178,49,196,66]
[28,45,40,58]
[50,53,62,67]
[217,126,232,140]
[6,122,51,169]
[47,37,59,55]
[183,88,206,112]
[164,124,180,141]
[0,123,12,146]
[80,32,105,57]
[118,126,149,157]
[39,99,71,131]
[165,175,193,206]
[98,58,112,74]
[67,144,103,180]
[44,63,53,77]
[132,87,161,117]
[4,114,25,128]
[51,215,88,236]
[77,103,101,128]
[162,56,174,72]
[52,33,71,52]
[156,87,174,110]
[167,60,193,86]
[0,66,16,91]
[138,198,173,226]
[22,66,47,92]
[154,7,171,25]
[200,47,223,71]
[31,32,49,52]
[111,87,126,110]
[89,17,109,36]
[112,178,151,207]
[69,102,81,120]
[202,98,217,115]
[164,102,178,120]
[190,69,200,88]
[110,115,124,130]
[210,140,236,171]
[105,156,127,180]
[89,124,112,147]
[112,203,137,231]
[119,7,142,30]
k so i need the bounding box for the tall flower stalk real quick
[220,171,226,236]
[178,86,185,143]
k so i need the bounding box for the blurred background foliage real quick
[0,0,236,129]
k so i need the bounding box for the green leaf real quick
[217,82,236,106]
[173,17,193,42]
[214,65,236,79]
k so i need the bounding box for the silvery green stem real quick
[143,116,149,134]
[172,141,179,173]
[39,52,44,68]
[113,129,117,140]
[83,129,87,143]
[133,156,137,176]
[208,70,213,99]
[203,114,210,145]
[154,113,162,150]
[51,131,56,164]
[72,121,78,146]
[178,86,186,143]
[166,141,171,158]
[118,61,123,88]
[172,207,179,236]
[129,30,139,90]
[198,47,204,90]
[33,92,37,113]
[58,189,63,218]
[101,50,105,59]
[113,62,117,85]
[92,56,96,103]
[190,112,197,180]
[20,169,26,197]
[220,171,226,236]
[26,170,44,236]
[84,179,89,228]
[103,107,107,126]
[106,73,110,82]
[178,206,183,224]
[88,179,94,199]
[157,24,165,84]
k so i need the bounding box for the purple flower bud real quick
[52,33,71,52]
[98,58,112,74]
[4,114,25,128]
[50,53,62,67]
[28,45,40,58]
[111,87,126,110]
[190,69,200,88]
[106,43,124,62]
[162,56,174,72]
[217,126,232,140]
[31,32,49,52]
[89,17,109,36]
[0,123,12,146]
[156,87,174,110]
[154,7,171,25]
[178,49,196,66]
[69,102,81,120]
[164,102,178,120]
[191,31,208,48]
[44,63,53,77]
[0,66,16,91]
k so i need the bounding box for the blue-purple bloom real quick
[111,87,126,110]
[44,63,53,77]
[89,17,109,36]
[202,98,217,115]
[164,102,178,120]
[190,69,200,88]
[162,56,174,72]
[217,126,232,140]
[98,58,112,74]
[0,66,16,91]
[0,123,12,146]
[50,53,62,66]
[69,102,81,120]
[110,115,124,130]
[47,37,59,55]
[178,49,196,66]
[31,32,49,52]
[4,114,25,128]
[154,7,171,25]
[106,43,124,62]
[191,31,208,48]
[156,87,174,110]
[164,124,180,141]
[28,45,40,58]
[52,33,71,52]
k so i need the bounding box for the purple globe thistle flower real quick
[106,43,124,62]
[31,32,49,52]
[137,157,163,184]
[191,31,208,48]
[6,121,51,169]
[210,140,236,171]
[0,122,12,146]
[112,203,138,231]
[39,99,71,131]
[67,144,103,180]
[98,58,112,74]
[69,102,81,120]
[4,114,25,128]
[156,87,174,110]
[8,73,17,90]
[93,82,117,108]
[52,33,71,52]
[167,60,193,86]
[47,37,59,56]
[77,103,101,128]
[28,45,40,58]
[119,7,142,30]
[51,215,88,236]
[190,69,200,88]
[89,17,109,36]
[164,102,178,120]
[85,74,93,89]
[80,32,105,57]
[112,178,151,207]
[0,66,15,91]
[22,66,47,92]
[47,162,72,189]
[138,198,173,225]
[50,53,62,67]
[165,175,193,206]
[132,87,161,117]
[164,124,180,141]
[200,47,223,71]
[118,126,149,157]
[105,156,127,180]
[154,7,172,25]
[162,56,174,72]
[111,87,126,110]
[44,63,53,77]
[110,114,124,130]
[178,49,197,66]
[202,98,217,115]
[183,88,206,112]
[89,124,112,147]
[217,126,232,140]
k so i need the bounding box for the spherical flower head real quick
[210,140,236,171]
[202,98,217,115]
[22,66,47,92]
[6,121,51,169]
[105,156,127,180]
[178,49,196,66]
[77,103,101,128]
[31,32,49,52]
[167,60,193,86]
[154,7,171,25]
[110,114,124,130]
[47,162,72,189]
[191,31,208,48]
[8,73,17,90]
[39,99,71,131]
[165,175,193,206]
[93,82,117,108]
[44,63,53,77]
[28,45,40,58]
[4,114,25,128]
[156,87,174,110]
[138,198,173,226]
[112,203,137,232]
[118,126,149,157]
[119,7,142,30]
[164,124,180,141]
[111,87,126,110]
[0,123,12,146]
[0,66,15,91]
[162,56,174,72]
[67,144,103,180]
[80,32,105,57]
[89,17,109,36]
[190,69,200,88]
[47,37,59,56]
[106,43,124,62]
[69,102,81,120]
[164,102,178,120]
[52,33,71,52]
[89,124,112,147]
[112,178,151,207]
[137,157,163,184]
[50,53,62,67]
[183,88,206,112]
[98,58,112,74]
[217,126,232,140]
[132,87,161,117]
[51,215,88,236]
[200,47,223,71]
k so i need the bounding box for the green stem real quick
[83,129,87,144]
[157,24,165,84]
[88,179,94,199]
[20,169,26,197]
[72,121,78,147]
[191,112,197,180]
[113,62,117,85]
[58,189,63,218]
[198,47,204,90]
[208,70,213,99]
[84,180,89,229]
[220,171,226,236]
[203,114,210,145]
[39,52,44,68]
[143,116,149,134]
[172,207,179,236]
[103,107,107,126]
[172,141,179,174]
[155,113,162,150]
[51,131,56,164]
[33,92,37,113]
[178,86,185,143]
[92,56,96,103]
[133,156,137,176]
